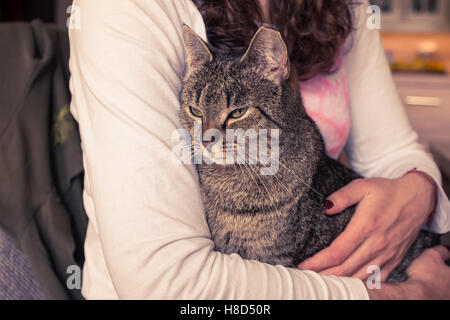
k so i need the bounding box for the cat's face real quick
[180,26,293,166]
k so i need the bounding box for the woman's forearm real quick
[369,246,450,300]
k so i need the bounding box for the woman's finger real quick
[298,221,367,271]
[318,238,385,277]
[298,182,374,271]
[324,179,368,215]
[430,245,450,261]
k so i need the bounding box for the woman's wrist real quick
[367,281,425,300]
[400,169,437,222]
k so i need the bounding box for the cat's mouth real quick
[186,130,281,175]
[197,142,277,167]
[200,143,238,166]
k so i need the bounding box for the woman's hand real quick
[368,246,450,300]
[298,172,436,281]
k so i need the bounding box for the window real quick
[370,0,394,13]
[411,0,438,13]
[369,0,450,31]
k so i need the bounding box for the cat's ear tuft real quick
[182,24,213,69]
[240,27,290,81]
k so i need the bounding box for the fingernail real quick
[324,199,334,210]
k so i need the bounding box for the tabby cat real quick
[179,25,440,282]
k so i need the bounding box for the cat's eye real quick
[230,108,248,119]
[189,106,203,118]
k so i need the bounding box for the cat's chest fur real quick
[199,172,325,267]
[204,202,299,267]
[197,157,358,267]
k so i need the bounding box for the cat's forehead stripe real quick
[200,81,230,109]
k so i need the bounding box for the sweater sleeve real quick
[69,0,369,299]
[343,0,450,234]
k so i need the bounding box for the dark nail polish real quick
[324,199,334,210]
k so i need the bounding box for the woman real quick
[69,0,450,299]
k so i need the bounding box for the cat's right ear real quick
[182,24,213,70]
[240,27,290,81]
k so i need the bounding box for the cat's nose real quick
[202,135,216,148]
[202,141,213,148]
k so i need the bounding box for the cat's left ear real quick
[240,27,290,81]
[182,24,213,70]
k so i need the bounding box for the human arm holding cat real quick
[69,0,370,299]
[298,0,450,281]
[368,246,450,300]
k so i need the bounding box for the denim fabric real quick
[0,227,45,300]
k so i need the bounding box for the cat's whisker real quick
[277,161,326,199]
[237,155,270,211]
[237,154,279,214]
[242,149,324,199]
[123,140,195,172]
[177,153,194,165]
[173,146,196,164]
[247,163,280,214]
[144,135,192,150]
[184,149,204,165]
[270,171,293,196]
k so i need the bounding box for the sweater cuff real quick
[403,168,438,223]
[343,277,370,300]
[390,165,450,234]
[424,180,450,233]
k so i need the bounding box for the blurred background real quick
[370,0,450,196]
[0,0,73,28]
[0,0,449,195]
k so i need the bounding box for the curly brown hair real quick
[194,0,357,81]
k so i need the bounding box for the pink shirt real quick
[300,55,350,160]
